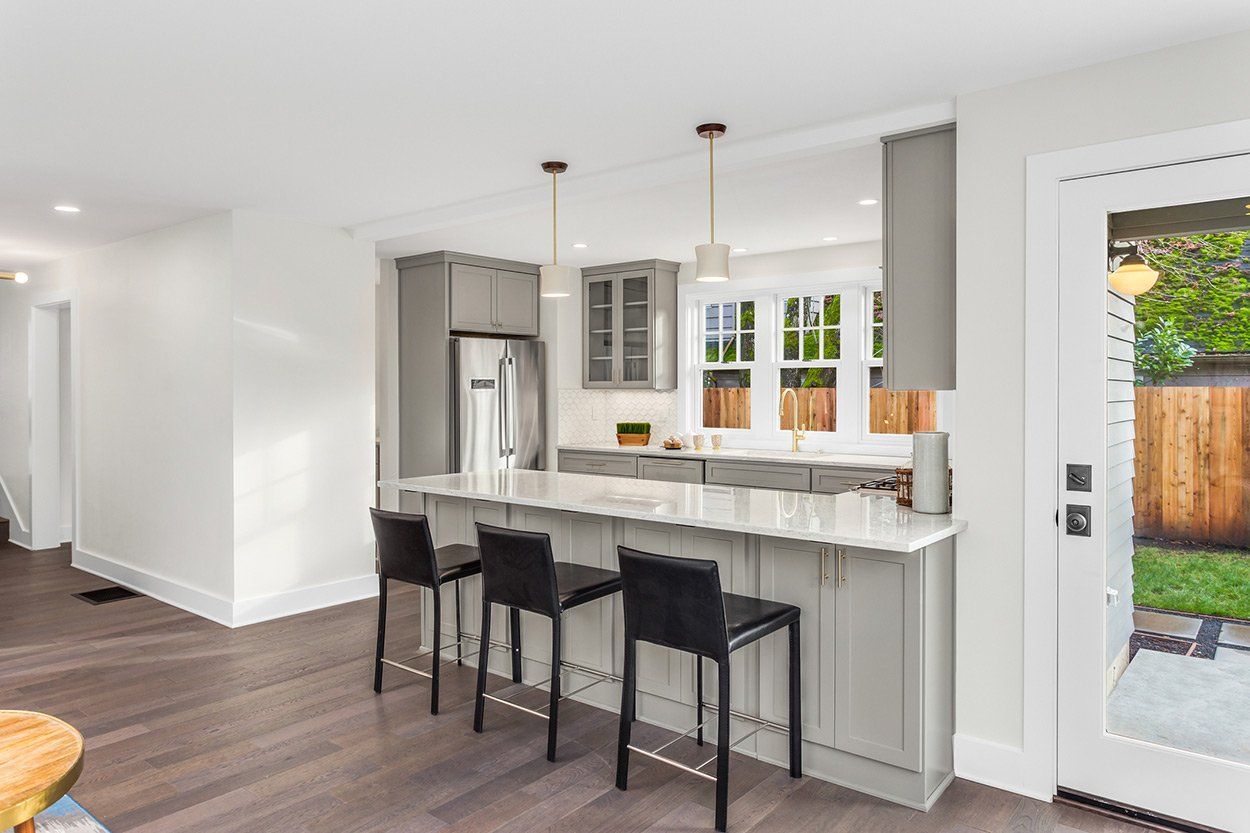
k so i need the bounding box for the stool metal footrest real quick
[479,654,622,722]
[628,709,786,783]
[379,639,465,680]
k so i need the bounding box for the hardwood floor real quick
[0,542,1142,833]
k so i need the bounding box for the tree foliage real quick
[1136,231,1250,353]
[1134,319,1196,386]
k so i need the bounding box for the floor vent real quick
[73,586,143,605]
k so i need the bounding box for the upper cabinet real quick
[582,259,678,390]
[398,251,540,338]
[881,124,956,391]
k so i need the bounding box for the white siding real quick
[1106,289,1136,668]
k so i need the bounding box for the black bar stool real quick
[369,508,522,714]
[472,523,623,762]
[614,546,801,832]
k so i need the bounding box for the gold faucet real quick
[779,387,808,452]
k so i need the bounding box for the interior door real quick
[1057,154,1250,832]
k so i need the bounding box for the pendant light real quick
[1107,243,1159,296]
[539,161,576,298]
[694,123,731,282]
[0,271,29,284]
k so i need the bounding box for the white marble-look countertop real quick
[382,470,965,553]
[558,443,908,470]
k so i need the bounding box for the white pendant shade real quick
[540,263,577,298]
[1107,255,1159,296]
[695,243,731,283]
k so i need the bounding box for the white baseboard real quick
[71,546,378,628]
[73,546,235,626]
[953,734,1053,802]
[230,573,379,627]
[60,525,73,543]
[7,531,34,550]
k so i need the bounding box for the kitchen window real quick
[681,271,946,451]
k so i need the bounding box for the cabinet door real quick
[495,270,539,336]
[705,460,811,492]
[834,546,922,771]
[508,505,564,678]
[758,536,836,747]
[618,271,654,387]
[584,276,617,387]
[637,456,703,484]
[619,520,686,702]
[449,264,497,333]
[561,512,616,684]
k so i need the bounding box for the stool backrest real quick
[617,546,729,661]
[370,508,440,588]
[475,523,561,618]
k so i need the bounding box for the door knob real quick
[1065,504,1091,537]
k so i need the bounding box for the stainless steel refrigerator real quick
[449,337,546,472]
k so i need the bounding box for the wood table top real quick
[0,710,84,829]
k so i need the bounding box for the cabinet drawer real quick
[637,456,704,484]
[557,451,637,478]
[705,461,810,492]
[811,466,895,495]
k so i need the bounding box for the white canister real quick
[912,431,950,514]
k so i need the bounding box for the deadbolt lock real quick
[1065,504,1091,537]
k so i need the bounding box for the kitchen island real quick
[382,469,965,811]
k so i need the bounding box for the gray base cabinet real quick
[408,493,956,812]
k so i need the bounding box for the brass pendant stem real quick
[552,171,558,266]
[708,134,715,244]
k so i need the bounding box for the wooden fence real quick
[701,387,937,435]
[1133,386,1250,547]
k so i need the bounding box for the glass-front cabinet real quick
[581,260,678,390]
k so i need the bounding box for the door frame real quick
[1021,117,1250,802]
[28,290,80,551]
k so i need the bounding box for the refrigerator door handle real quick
[506,357,519,457]
[498,357,510,458]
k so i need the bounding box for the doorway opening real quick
[30,301,75,550]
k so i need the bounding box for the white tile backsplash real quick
[558,389,679,445]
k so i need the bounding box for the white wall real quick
[953,29,1250,782]
[229,211,377,620]
[0,213,236,600]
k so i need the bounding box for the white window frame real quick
[678,268,952,453]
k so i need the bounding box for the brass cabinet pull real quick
[837,548,847,586]
[820,547,829,586]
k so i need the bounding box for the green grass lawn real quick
[1133,544,1250,620]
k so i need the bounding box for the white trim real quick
[231,573,379,628]
[59,525,72,543]
[1020,116,1250,803]
[953,735,1052,803]
[72,545,380,628]
[7,534,35,551]
[352,101,955,242]
[73,545,236,626]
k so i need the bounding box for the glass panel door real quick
[586,277,616,385]
[621,273,651,384]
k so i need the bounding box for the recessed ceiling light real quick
[732,247,748,253]
[857,199,878,206]
[572,242,588,249]
[821,236,838,242]
[53,205,81,213]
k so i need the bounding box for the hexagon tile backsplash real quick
[557,389,680,445]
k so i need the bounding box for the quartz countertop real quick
[557,443,908,470]
[382,469,964,553]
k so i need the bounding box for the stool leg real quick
[696,656,704,746]
[473,601,492,733]
[715,660,731,833]
[373,574,387,693]
[546,618,561,762]
[455,579,463,666]
[510,606,523,683]
[788,620,802,778]
[430,587,443,715]
[615,636,636,790]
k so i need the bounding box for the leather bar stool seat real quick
[724,593,801,652]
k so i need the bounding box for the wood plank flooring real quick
[0,543,1144,833]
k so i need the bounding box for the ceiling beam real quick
[349,100,954,243]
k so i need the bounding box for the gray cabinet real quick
[833,546,922,771]
[705,460,811,492]
[557,450,637,478]
[448,262,538,336]
[811,466,895,495]
[582,260,678,389]
[637,456,704,484]
[882,124,955,391]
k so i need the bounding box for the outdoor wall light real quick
[1108,243,1159,296]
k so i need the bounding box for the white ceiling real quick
[376,143,884,265]
[4,1,1249,269]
